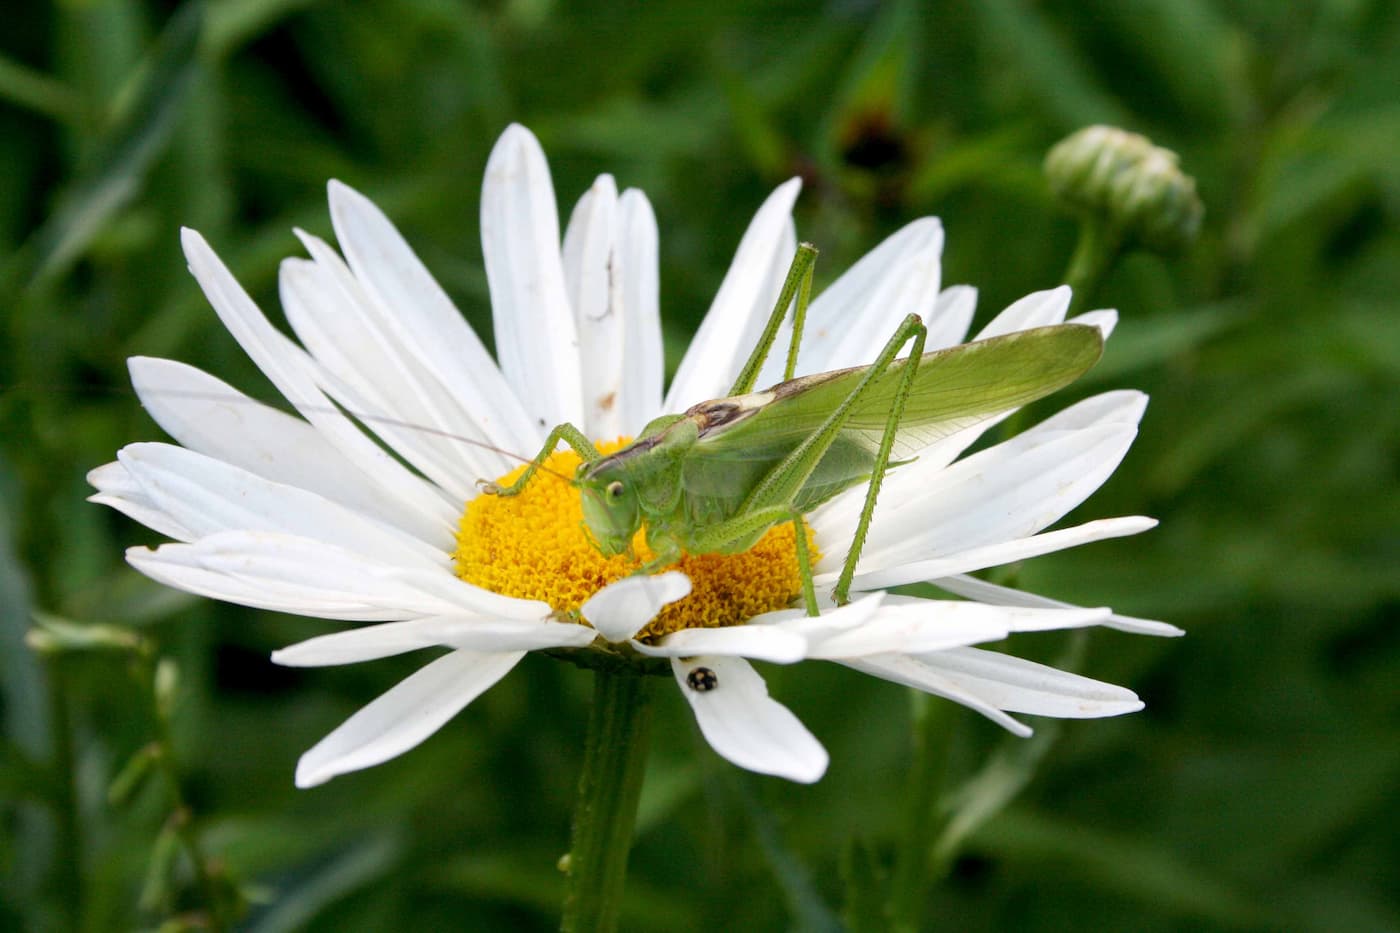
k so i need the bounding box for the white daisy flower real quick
[91,123,1179,789]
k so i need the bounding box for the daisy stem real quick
[888,693,955,931]
[560,668,655,933]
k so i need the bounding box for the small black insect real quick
[686,666,718,692]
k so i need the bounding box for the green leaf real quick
[14,2,203,290]
[0,458,48,755]
[244,833,402,933]
[1080,300,1248,385]
[968,0,1130,130]
[1078,0,1238,126]
[0,54,83,122]
[730,774,843,933]
[935,722,1064,870]
[969,807,1273,928]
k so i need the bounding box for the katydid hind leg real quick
[783,244,815,382]
[727,243,818,396]
[740,313,929,524]
[482,422,598,496]
[832,318,929,605]
[788,510,820,617]
[632,534,683,578]
[729,312,927,608]
[683,503,821,617]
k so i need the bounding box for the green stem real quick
[138,656,228,931]
[888,693,955,931]
[1064,219,1124,315]
[560,669,655,933]
[1001,217,1126,443]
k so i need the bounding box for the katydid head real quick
[575,463,642,557]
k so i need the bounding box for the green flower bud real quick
[1046,125,1204,253]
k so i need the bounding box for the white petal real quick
[924,285,979,350]
[126,357,447,544]
[803,600,1014,658]
[90,492,194,542]
[88,460,145,500]
[750,592,887,644]
[843,654,1033,736]
[88,460,196,541]
[836,516,1158,591]
[869,594,1111,634]
[813,220,945,375]
[912,646,1145,719]
[180,228,454,533]
[562,174,625,439]
[1068,307,1118,338]
[130,531,544,621]
[933,573,1184,637]
[633,625,808,663]
[974,286,1071,339]
[673,656,827,782]
[295,649,524,787]
[117,442,446,571]
[1031,389,1147,433]
[272,616,593,667]
[616,189,663,434]
[565,177,630,423]
[812,383,1136,560]
[373,564,552,620]
[132,534,451,614]
[791,597,1106,659]
[273,620,455,665]
[327,179,539,454]
[996,605,1115,632]
[817,423,1142,574]
[760,218,944,383]
[480,124,583,433]
[819,390,1147,546]
[869,388,1141,528]
[665,179,801,409]
[127,545,398,621]
[580,571,691,642]
[280,237,502,492]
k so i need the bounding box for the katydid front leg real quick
[480,422,599,496]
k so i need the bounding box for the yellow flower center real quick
[453,439,816,641]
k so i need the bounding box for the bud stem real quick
[1065,218,1124,314]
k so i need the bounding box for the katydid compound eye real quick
[607,481,624,499]
[686,667,718,692]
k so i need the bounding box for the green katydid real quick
[485,243,1104,616]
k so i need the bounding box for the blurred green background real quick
[2,1,1397,930]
